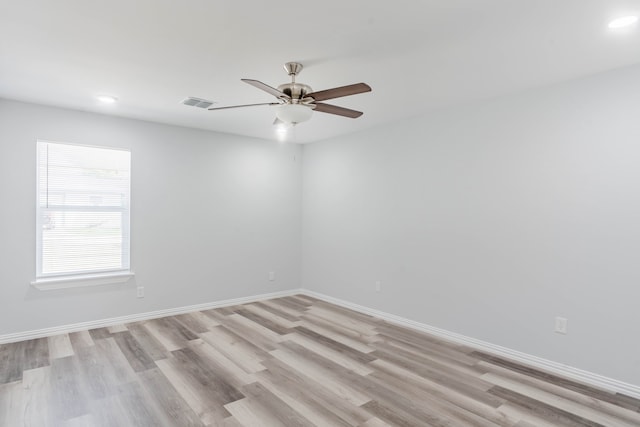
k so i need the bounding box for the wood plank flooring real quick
[1,295,639,426]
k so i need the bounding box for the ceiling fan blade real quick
[208,102,279,111]
[306,83,371,102]
[241,79,291,100]
[313,102,363,118]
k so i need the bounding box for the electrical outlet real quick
[137,286,144,298]
[375,281,381,292]
[269,271,276,281]
[555,317,567,334]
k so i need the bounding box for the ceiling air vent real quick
[181,97,215,109]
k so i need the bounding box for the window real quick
[34,141,132,288]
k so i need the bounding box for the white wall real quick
[302,63,640,386]
[0,99,302,335]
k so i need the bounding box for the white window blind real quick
[36,141,131,279]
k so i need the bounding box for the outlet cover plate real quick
[555,316,568,334]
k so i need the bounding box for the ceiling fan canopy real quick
[206,62,372,125]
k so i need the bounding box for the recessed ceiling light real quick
[608,15,638,29]
[96,95,118,104]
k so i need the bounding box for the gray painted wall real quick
[0,99,302,335]
[3,62,640,387]
[302,63,640,385]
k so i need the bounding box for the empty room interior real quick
[2,1,640,426]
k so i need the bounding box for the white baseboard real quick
[299,289,640,400]
[0,289,301,345]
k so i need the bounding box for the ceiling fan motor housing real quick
[277,83,313,103]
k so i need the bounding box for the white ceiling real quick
[1,1,639,143]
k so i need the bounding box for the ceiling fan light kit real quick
[206,62,371,127]
[275,104,313,124]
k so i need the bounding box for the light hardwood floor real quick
[1,295,639,426]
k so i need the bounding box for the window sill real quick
[31,271,135,290]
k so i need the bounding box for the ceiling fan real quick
[208,62,372,125]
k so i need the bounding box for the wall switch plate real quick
[555,316,568,334]
[269,271,276,281]
[375,281,381,292]
[137,286,144,298]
